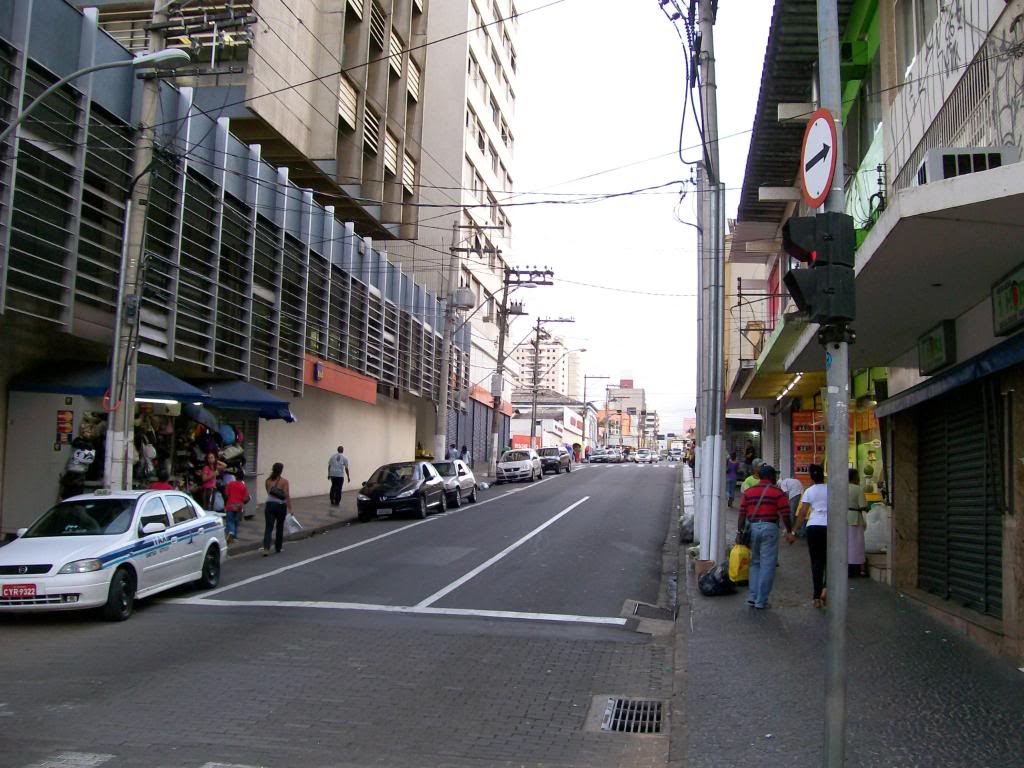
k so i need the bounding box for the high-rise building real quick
[512,335,579,398]
[388,0,521,464]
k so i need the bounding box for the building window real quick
[895,0,941,79]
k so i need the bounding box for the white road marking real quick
[25,754,114,768]
[416,496,590,607]
[168,597,626,626]
[194,467,585,598]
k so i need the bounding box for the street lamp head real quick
[133,49,191,70]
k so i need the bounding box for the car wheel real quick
[566,463,572,473]
[196,545,221,590]
[469,484,478,503]
[358,511,372,523]
[102,567,135,622]
[452,488,462,508]
[438,490,448,513]
[554,465,561,474]
[417,495,429,519]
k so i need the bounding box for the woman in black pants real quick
[795,464,829,608]
[262,462,291,555]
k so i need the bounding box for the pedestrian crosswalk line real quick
[24,753,114,768]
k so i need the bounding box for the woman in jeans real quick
[263,462,291,555]
[796,463,829,608]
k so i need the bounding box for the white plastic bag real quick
[864,504,890,553]
[212,491,225,512]
[285,513,303,534]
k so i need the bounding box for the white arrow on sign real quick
[800,107,838,209]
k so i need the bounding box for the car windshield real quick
[369,464,418,484]
[537,448,559,457]
[432,462,457,477]
[501,451,530,462]
[24,498,136,538]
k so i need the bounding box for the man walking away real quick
[446,443,460,460]
[778,474,805,531]
[328,446,351,507]
[737,464,795,609]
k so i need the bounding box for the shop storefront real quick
[2,365,292,534]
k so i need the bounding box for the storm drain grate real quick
[600,697,663,734]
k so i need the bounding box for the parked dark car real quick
[536,447,572,474]
[432,459,478,506]
[357,461,447,521]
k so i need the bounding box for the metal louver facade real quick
[0,35,468,403]
[916,380,1003,619]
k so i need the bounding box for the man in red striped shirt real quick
[737,464,796,609]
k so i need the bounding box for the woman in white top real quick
[796,463,829,608]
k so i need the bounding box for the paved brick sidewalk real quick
[671,468,1024,767]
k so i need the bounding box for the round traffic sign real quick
[800,107,837,209]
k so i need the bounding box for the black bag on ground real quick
[698,563,736,597]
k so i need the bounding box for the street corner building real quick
[0,0,514,535]
[722,0,1024,666]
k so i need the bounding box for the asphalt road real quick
[0,463,680,768]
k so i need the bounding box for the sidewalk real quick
[227,486,361,555]
[673,468,1024,767]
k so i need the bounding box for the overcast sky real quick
[507,0,773,432]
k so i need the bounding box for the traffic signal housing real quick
[782,212,856,324]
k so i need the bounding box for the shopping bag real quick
[728,544,751,585]
[284,513,303,534]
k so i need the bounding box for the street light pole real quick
[528,317,573,448]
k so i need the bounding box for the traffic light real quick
[782,212,856,324]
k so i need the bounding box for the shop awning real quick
[10,364,207,402]
[875,331,1024,418]
[195,380,295,421]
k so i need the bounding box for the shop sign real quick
[917,320,956,375]
[992,263,1024,336]
[56,409,74,446]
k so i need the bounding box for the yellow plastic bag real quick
[728,544,751,584]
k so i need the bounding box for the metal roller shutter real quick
[916,381,1003,618]
[472,400,489,469]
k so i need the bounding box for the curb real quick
[227,513,360,557]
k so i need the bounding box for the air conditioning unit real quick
[914,146,1020,186]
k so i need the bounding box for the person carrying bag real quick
[263,463,291,556]
[736,464,796,610]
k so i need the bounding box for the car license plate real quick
[3,583,36,598]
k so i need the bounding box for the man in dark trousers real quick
[328,445,351,506]
[737,463,795,609]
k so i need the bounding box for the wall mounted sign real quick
[991,262,1024,336]
[917,320,957,375]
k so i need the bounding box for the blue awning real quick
[10,364,207,403]
[875,331,1024,418]
[195,380,295,421]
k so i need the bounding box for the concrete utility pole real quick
[529,317,573,447]
[816,1,851,765]
[487,267,547,476]
[434,221,469,461]
[108,0,168,490]
[696,0,726,563]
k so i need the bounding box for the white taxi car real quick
[0,489,226,621]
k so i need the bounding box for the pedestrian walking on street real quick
[725,452,740,507]
[263,462,291,555]
[198,452,226,510]
[737,464,795,609]
[778,474,805,529]
[741,458,764,494]
[223,470,249,544]
[328,445,351,506]
[796,463,829,607]
[848,467,869,578]
[460,444,471,465]
[446,443,460,460]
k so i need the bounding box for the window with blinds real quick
[384,130,399,176]
[364,107,380,155]
[338,74,358,130]
[407,59,421,102]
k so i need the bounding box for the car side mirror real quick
[15,527,27,538]
[361,480,367,487]
[141,521,167,536]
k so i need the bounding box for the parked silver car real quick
[496,449,542,483]
[432,459,479,506]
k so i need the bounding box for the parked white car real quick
[432,459,479,506]
[0,489,226,621]
[495,449,542,483]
